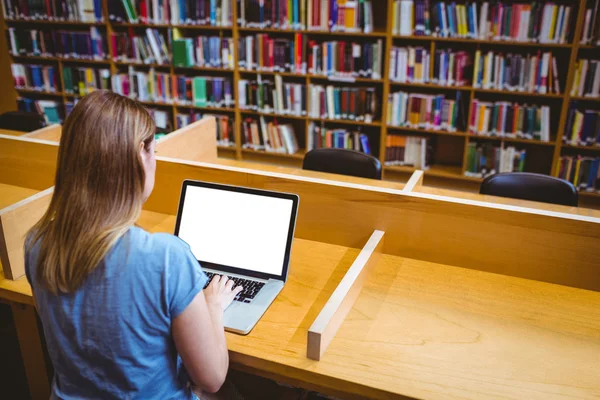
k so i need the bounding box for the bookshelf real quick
[2,0,599,195]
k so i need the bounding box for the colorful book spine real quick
[563,102,600,147]
[384,135,430,169]
[557,156,600,192]
[309,84,378,123]
[465,142,526,178]
[386,90,464,132]
[307,122,372,154]
[239,34,307,74]
[238,77,306,116]
[3,0,103,22]
[11,63,59,92]
[241,116,299,154]
[308,39,383,79]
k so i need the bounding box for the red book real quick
[295,33,302,72]
[268,39,274,69]
[338,42,345,74]
[140,1,148,24]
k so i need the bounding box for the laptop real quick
[174,179,299,335]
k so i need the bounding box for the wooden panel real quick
[307,230,384,361]
[21,124,61,142]
[0,183,38,209]
[0,128,24,136]
[0,135,59,190]
[145,158,600,291]
[156,117,217,162]
[0,188,52,280]
[403,170,424,193]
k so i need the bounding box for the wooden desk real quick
[0,128,26,136]
[0,183,38,209]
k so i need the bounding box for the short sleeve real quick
[165,238,208,319]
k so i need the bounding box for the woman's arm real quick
[172,276,241,393]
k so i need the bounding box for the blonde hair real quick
[27,90,156,294]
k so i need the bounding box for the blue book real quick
[293,0,299,27]
[334,88,340,118]
[466,4,474,37]
[179,0,187,22]
[447,3,455,37]
[438,3,446,37]
[93,0,102,21]
[359,134,371,154]
[210,0,217,25]
[31,66,42,89]
[327,42,332,75]
[48,67,55,91]
[588,159,599,189]
[330,0,337,30]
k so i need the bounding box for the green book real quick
[172,39,193,67]
[490,105,499,135]
[63,67,73,93]
[193,77,207,107]
[504,6,512,39]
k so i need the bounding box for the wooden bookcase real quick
[2,0,600,198]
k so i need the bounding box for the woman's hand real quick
[204,275,243,311]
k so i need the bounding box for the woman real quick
[25,90,242,399]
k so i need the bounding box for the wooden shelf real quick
[10,54,110,64]
[474,88,564,98]
[14,88,64,97]
[392,35,573,48]
[111,22,232,30]
[311,117,382,127]
[468,135,556,146]
[385,165,480,182]
[579,191,600,198]
[173,66,234,73]
[241,148,306,160]
[5,19,106,26]
[241,109,306,121]
[175,105,236,112]
[115,61,171,68]
[389,81,471,90]
[387,125,467,137]
[239,69,383,82]
[217,145,236,151]
[561,144,600,152]
[237,27,387,37]
[570,96,600,102]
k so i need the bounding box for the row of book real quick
[111,29,170,65]
[465,142,526,178]
[472,51,561,94]
[393,1,573,44]
[307,122,372,154]
[176,113,234,146]
[580,0,600,46]
[111,68,233,107]
[384,135,430,170]
[238,78,306,116]
[238,0,375,33]
[17,97,62,124]
[308,85,378,122]
[172,35,234,69]
[557,156,600,193]
[386,91,463,132]
[7,27,106,59]
[241,116,299,154]
[63,66,111,95]
[570,59,600,98]
[108,0,233,26]
[11,63,59,92]
[2,0,102,22]
[239,34,307,74]
[307,40,383,79]
[469,100,551,142]
[563,104,600,147]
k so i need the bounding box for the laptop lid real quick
[174,180,299,282]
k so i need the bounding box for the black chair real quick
[0,111,46,132]
[480,172,578,207]
[302,148,382,180]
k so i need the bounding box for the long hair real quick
[27,90,156,294]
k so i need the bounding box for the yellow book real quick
[478,105,487,133]
[345,1,356,31]
[392,1,398,34]
[473,50,481,87]
[458,5,466,37]
[573,158,581,187]
[548,5,558,42]
[387,96,393,124]
[172,27,182,40]
[85,68,95,94]
[571,112,583,143]
[571,62,582,96]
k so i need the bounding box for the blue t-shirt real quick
[25,226,208,400]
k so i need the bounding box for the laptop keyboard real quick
[203,272,266,303]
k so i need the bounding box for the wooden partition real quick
[155,117,217,162]
[0,134,59,190]
[21,124,61,142]
[145,157,600,291]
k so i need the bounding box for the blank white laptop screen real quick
[177,185,294,276]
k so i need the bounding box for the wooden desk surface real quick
[0,183,39,209]
[2,212,599,399]
[0,128,26,137]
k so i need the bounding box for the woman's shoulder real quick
[127,226,193,257]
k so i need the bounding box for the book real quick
[570,59,600,98]
[7,27,107,60]
[2,0,103,22]
[557,156,600,192]
[308,39,383,79]
[11,63,59,92]
[387,90,464,132]
[307,122,372,154]
[464,142,526,178]
[309,84,378,122]
[384,135,431,169]
[62,66,111,95]
[242,116,299,154]
[238,77,306,116]
[110,29,170,65]
[176,112,234,146]
[106,0,233,25]
[239,33,307,74]
[563,103,600,147]
[172,35,234,69]
[17,97,62,124]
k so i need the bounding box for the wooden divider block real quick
[21,124,62,142]
[156,117,217,162]
[0,188,53,280]
[307,230,385,361]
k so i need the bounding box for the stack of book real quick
[63,66,111,95]
[557,156,600,192]
[172,35,234,69]
[384,135,430,169]
[238,0,374,33]
[2,0,103,22]
[111,68,173,103]
[238,77,306,116]
[465,142,526,178]
[173,75,233,108]
[242,116,299,154]
[308,40,383,79]
[7,27,106,59]
[307,122,372,154]
[11,64,59,93]
[432,49,471,87]
[392,0,430,36]
[146,108,171,133]
[386,91,464,132]
[17,97,61,124]
[176,113,234,146]
[108,0,233,26]
[308,84,378,122]
[473,50,560,94]
[469,100,551,142]
[239,34,307,74]
[563,103,600,146]
[111,29,171,65]
[570,59,600,98]
[580,0,600,46]
[389,47,430,83]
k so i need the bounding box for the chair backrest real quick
[0,111,46,132]
[302,148,382,180]
[480,172,578,207]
